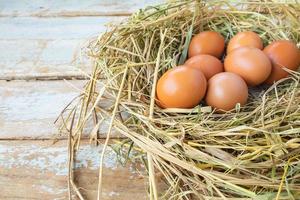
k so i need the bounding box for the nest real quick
[59,1,300,199]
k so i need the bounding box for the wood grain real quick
[0,39,92,79]
[0,0,163,17]
[0,0,164,79]
[0,80,82,139]
[0,80,123,139]
[0,1,167,198]
[0,17,126,79]
[0,17,124,40]
[0,140,147,200]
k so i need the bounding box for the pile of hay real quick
[59,0,300,199]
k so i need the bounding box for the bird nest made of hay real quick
[58,1,300,199]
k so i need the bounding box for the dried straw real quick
[57,0,300,199]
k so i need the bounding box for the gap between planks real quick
[0,12,132,18]
[0,74,88,81]
[0,0,162,18]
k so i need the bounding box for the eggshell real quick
[184,54,224,80]
[224,47,272,86]
[188,31,225,58]
[205,72,248,111]
[156,66,207,108]
[227,31,263,53]
[263,40,300,84]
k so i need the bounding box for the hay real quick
[58,0,300,199]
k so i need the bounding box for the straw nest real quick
[59,0,300,199]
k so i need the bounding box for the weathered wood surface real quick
[0,16,125,79]
[0,38,90,80]
[0,80,83,139]
[0,17,125,40]
[0,0,164,79]
[0,80,124,139]
[0,0,162,17]
[0,1,166,198]
[0,140,147,200]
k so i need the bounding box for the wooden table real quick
[0,1,162,199]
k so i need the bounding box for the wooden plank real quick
[0,39,91,79]
[0,16,124,79]
[0,0,163,17]
[0,17,124,40]
[0,1,164,79]
[0,80,82,139]
[0,140,147,199]
[0,80,122,139]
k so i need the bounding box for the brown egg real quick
[156,66,207,108]
[205,72,248,111]
[188,31,225,58]
[184,54,224,80]
[227,31,263,53]
[224,47,272,86]
[263,40,300,84]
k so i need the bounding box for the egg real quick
[156,66,207,108]
[224,47,271,86]
[205,72,248,111]
[263,40,300,84]
[188,31,225,58]
[184,54,224,80]
[227,31,263,53]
